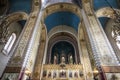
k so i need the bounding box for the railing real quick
[41,64,84,80]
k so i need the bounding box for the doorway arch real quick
[46,31,80,64]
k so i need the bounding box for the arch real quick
[2,33,16,55]
[51,41,75,64]
[48,25,77,40]
[0,12,28,42]
[1,12,28,25]
[96,7,115,18]
[0,12,28,31]
[41,3,82,33]
[41,3,82,22]
[46,31,80,64]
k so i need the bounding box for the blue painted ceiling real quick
[8,0,119,29]
[45,11,80,32]
[9,0,32,13]
[98,17,109,28]
[93,0,119,11]
[94,0,120,28]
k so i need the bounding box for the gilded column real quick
[82,0,120,80]
[3,0,41,80]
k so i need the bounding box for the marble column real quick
[78,23,93,80]
[82,1,119,80]
[3,0,41,79]
[32,24,47,80]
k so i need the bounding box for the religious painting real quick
[48,71,52,78]
[53,53,58,64]
[79,71,83,77]
[1,73,19,80]
[68,53,73,64]
[69,71,72,78]
[59,70,66,78]
[51,41,75,64]
[53,71,57,78]
[42,70,47,78]
[74,72,78,78]
[60,51,66,64]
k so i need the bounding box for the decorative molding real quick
[0,12,28,43]
[41,3,82,23]
[96,7,120,18]
[48,25,78,40]
[7,0,41,67]
[102,66,120,73]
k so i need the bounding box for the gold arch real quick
[1,12,28,27]
[96,7,120,19]
[41,3,82,23]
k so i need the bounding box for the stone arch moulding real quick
[48,25,78,40]
[46,31,80,64]
[41,3,82,23]
[95,7,120,18]
[0,12,28,43]
[0,12,28,26]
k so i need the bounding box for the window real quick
[2,33,16,55]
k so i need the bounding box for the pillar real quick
[2,0,41,80]
[82,1,120,80]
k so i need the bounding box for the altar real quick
[41,64,84,80]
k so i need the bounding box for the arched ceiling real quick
[93,0,120,28]
[93,0,119,11]
[45,11,80,32]
[6,0,120,29]
[9,0,32,13]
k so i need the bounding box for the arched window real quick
[2,33,16,55]
[111,25,120,49]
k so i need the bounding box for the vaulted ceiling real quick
[1,0,119,30]
[45,11,80,32]
[9,0,32,13]
[93,0,120,28]
[93,0,119,11]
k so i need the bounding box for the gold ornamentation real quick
[87,72,92,77]
[34,72,39,77]
[12,56,21,63]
